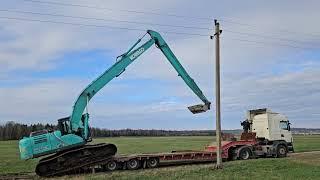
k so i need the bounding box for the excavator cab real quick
[57,117,70,135]
[57,114,90,139]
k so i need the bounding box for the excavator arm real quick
[70,30,211,135]
[147,30,211,113]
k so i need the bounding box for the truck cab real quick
[246,108,294,153]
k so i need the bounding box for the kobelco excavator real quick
[19,30,211,176]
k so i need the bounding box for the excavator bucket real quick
[188,104,210,114]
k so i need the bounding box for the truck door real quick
[279,121,292,142]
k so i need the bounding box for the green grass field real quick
[0,135,319,179]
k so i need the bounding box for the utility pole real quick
[212,19,223,169]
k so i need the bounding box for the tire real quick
[105,160,117,171]
[238,147,252,160]
[127,159,140,170]
[147,158,159,168]
[276,144,287,158]
[228,148,237,161]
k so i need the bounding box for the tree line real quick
[0,121,215,140]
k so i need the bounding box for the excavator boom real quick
[69,37,156,133]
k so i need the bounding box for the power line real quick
[0,16,212,37]
[225,37,318,50]
[19,0,320,41]
[1,15,318,50]
[0,9,213,31]
[18,0,320,41]
[224,29,317,45]
[21,0,213,21]
[220,18,320,39]
[3,8,318,48]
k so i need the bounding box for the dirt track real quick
[288,151,320,156]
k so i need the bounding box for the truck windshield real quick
[279,121,289,130]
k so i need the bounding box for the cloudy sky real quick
[0,0,319,129]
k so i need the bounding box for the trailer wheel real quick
[105,160,117,171]
[147,158,159,168]
[238,147,252,160]
[127,159,140,170]
[276,144,287,158]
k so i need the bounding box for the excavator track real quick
[35,143,117,177]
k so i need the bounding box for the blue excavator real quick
[19,30,211,176]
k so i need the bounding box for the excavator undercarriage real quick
[36,143,117,177]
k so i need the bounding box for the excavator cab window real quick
[58,117,70,135]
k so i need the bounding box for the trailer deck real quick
[93,139,259,171]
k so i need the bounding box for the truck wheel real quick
[276,145,287,158]
[106,160,117,171]
[228,148,237,161]
[127,159,140,170]
[239,148,252,160]
[147,158,159,168]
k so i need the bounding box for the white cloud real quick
[0,78,83,123]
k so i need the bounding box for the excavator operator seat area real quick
[58,117,70,136]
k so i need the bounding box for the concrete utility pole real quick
[213,19,222,169]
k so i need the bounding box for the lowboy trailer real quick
[99,140,256,171]
[86,108,294,172]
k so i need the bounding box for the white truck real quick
[241,108,294,158]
